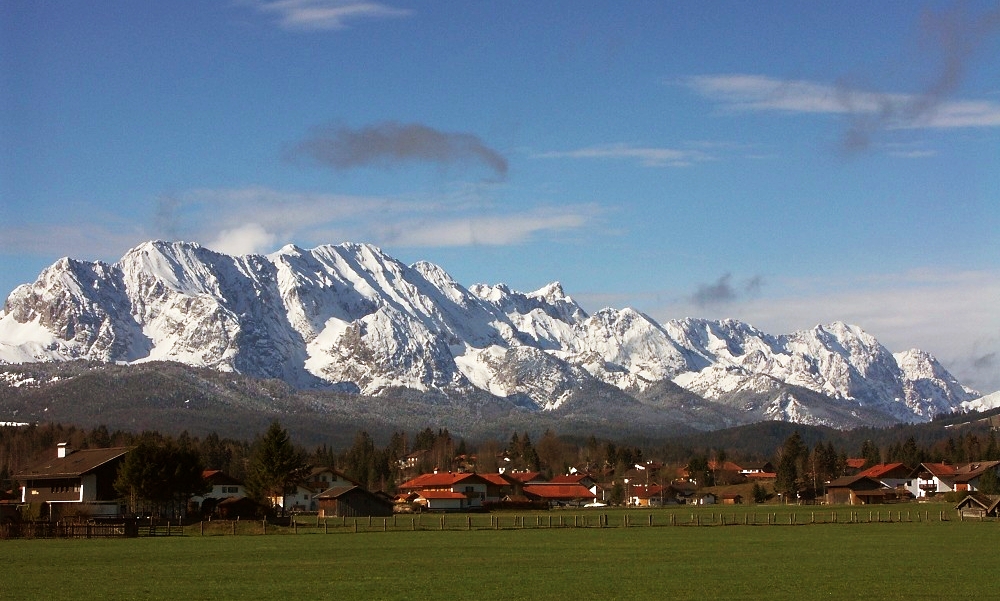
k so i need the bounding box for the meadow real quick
[3,506,998,600]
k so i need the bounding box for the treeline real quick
[3,420,999,500]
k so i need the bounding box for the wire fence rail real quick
[4,506,992,539]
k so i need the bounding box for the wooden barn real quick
[955,493,1000,518]
[315,486,393,518]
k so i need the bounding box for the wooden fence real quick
[1,521,139,539]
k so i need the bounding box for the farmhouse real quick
[190,470,246,517]
[399,472,492,510]
[825,475,911,505]
[315,486,393,518]
[911,461,1000,498]
[628,484,677,507]
[14,443,130,520]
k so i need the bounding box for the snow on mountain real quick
[0,240,980,428]
[961,390,1000,412]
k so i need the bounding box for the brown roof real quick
[315,486,362,500]
[505,471,544,483]
[15,447,131,479]
[203,469,243,486]
[826,475,885,490]
[955,493,1000,512]
[548,474,593,485]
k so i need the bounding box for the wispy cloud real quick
[685,74,1000,129]
[255,0,412,31]
[537,143,713,167]
[289,121,508,179]
[153,186,597,254]
[376,206,599,247]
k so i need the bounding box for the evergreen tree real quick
[775,432,805,502]
[245,422,308,513]
[114,440,208,517]
[977,468,1000,495]
[985,432,999,461]
[859,439,881,468]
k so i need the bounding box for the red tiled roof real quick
[477,472,516,486]
[418,490,469,500]
[845,458,867,469]
[398,472,488,490]
[548,474,590,484]
[523,484,594,500]
[858,463,909,479]
[921,462,958,477]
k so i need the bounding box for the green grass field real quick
[4,507,998,600]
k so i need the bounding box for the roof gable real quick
[15,447,131,479]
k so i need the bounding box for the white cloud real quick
[378,207,597,247]
[651,268,1000,394]
[159,185,598,252]
[685,74,1000,129]
[206,223,277,256]
[255,0,412,30]
[537,143,713,167]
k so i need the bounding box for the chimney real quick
[57,442,70,458]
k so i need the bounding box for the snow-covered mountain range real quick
[0,241,984,429]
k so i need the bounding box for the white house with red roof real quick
[856,463,914,493]
[911,461,1000,498]
[398,472,492,510]
[190,469,246,514]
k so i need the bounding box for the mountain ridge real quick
[0,240,983,431]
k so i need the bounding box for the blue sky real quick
[2,1,999,392]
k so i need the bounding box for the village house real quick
[548,473,603,501]
[825,475,911,505]
[910,461,1000,499]
[315,486,393,518]
[268,467,360,513]
[398,472,492,511]
[14,443,130,520]
[737,461,776,478]
[305,467,360,494]
[857,463,913,490]
[189,469,246,517]
[628,484,678,507]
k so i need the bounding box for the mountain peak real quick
[0,240,978,429]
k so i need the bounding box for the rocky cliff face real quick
[0,241,980,429]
